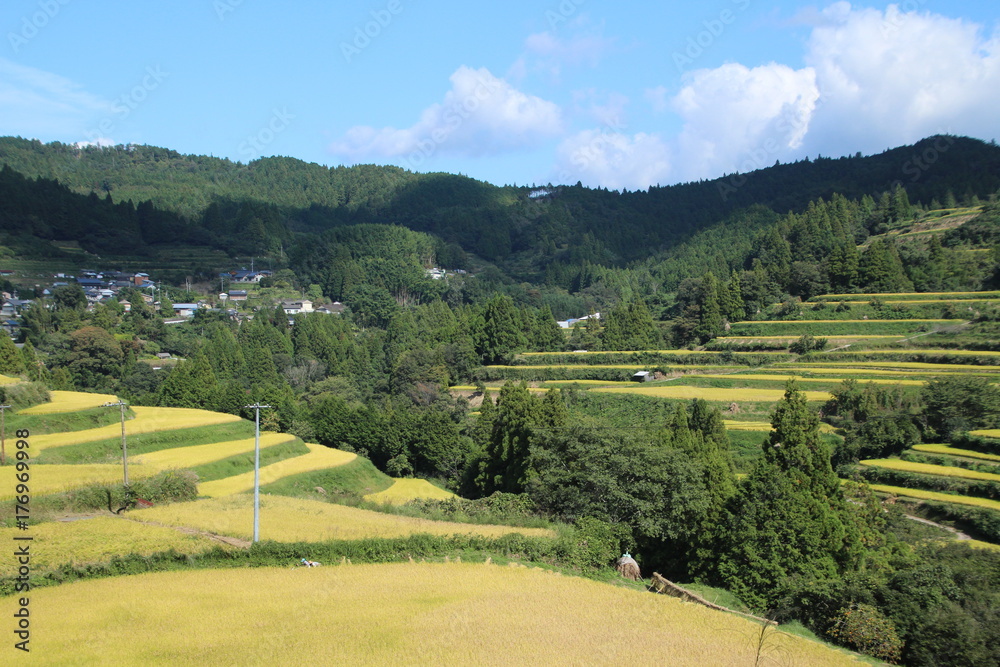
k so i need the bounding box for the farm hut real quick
[631,370,652,383]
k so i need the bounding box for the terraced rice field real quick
[133,432,299,469]
[18,390,119,414]
[131,495,555,542]
[912,444,1000,462]
[694,373,925,386]
[592,385,831,402]
[364,478,457,505]
[860,459,1000,482]
[0,516,228,576]
[0,374,18,384]
[867,484,1000,510]
[814,291,1000,301]
[0,462,160,499]
[197,443,357,497]
[31,405,242,451]
[22,563,859,666]
[724,420,837,433]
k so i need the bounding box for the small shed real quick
[631,370,652,383]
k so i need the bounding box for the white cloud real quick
[671,62,819,181]
[554,129,671,190]
[0,58,113,140]
[329,66,562,166]
[801,3,1000,154]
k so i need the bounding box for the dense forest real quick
[3,134,1000,664]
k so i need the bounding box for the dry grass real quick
[25,563,860,665]
[133,432,298,469]
[860,459,1000,482]
[18,390,118,415]
[0,463,160,500]
[0,516,227,576]
[593,385,831,403]
[197,444,356,498]
[31,406,242,452]
[867,483,1000,510]
[364,478,457,505]
[130,495,555,542]
[912,444,1000,463]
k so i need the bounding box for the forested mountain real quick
[2,135,999,280]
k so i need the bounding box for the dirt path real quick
[903,513,972,540]
[123,516,252,549]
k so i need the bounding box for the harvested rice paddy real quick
[23,563,860,666]
[364,478,457,505]
[18,390,118,414]
[197,444,356,497]
[131,495,555,542]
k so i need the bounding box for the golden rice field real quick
[21,563,861,666]
[967,540,1000,552]
[592,385,831,403]
[740,319,959,324]
[816,291,1000,300]
[724,420,837,434]
[849,349,1000,357]
[0,463,160,500]
[131,495,555,542]
[31,406,242,451]
[0,373,18,384]
[17,390,119,414]
[867,484,1000,511]
[969,429,1000,439]
[775,365,1000,376]
[197,444,356,497]
[364,478,457,505]
[722,335,906,340]
[0,516,227,576]
[860,459,1000,483]
[912,444,1000,462]
[694,373,925,386]
[133,432,298,469]
[780,361,1000,371]
[540,379,634,387]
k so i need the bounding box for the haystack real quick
[616,554,641,581]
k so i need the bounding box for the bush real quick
[0,381,50,410]
[826,603,903,663]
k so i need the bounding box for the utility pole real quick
[0,404,11,465]
[245,403,272,543]
[103,400,130,486]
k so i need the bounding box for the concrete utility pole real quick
[103,400,130,486]
[245,403,272,543]
[0,404,11,465]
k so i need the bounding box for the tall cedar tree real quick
[709,384,864,609]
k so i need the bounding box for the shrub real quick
[826,603,903,663]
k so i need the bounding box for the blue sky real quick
[2,1,998,190]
